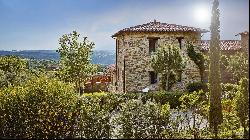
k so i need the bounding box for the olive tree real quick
[57,31,97,94]
[151,44,185,91]
[0,55,28,87]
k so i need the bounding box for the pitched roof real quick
[201,40,241,51]
[104,64,116,74]
[235,31,249,36]
[112,20,209,37]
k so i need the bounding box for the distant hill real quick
[0,50,115,65]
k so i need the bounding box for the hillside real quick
[0,50,115,65]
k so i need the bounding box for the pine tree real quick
[208,0,223,138]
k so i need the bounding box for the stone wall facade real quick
[202,33,249,84]
[113,32,202,93]
[241,33,249,56]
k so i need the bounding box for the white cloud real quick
[0,0,248,50]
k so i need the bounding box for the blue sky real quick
[0,0,249,50]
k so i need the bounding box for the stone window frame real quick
[149,71,158,84]
[147,37,160,54]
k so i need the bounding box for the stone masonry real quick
[110,21,248,93]
[111,21,208,93]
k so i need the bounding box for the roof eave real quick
[112,30,209,38]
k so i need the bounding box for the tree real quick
[187,43,206,83]
[151,44,185,91]
[235,78,249,138]
[57,31,97,94]
[0,55,28,87]
[221,52,249,83]
[208,0,223,138]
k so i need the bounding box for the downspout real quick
[123,58,126,93]
[122,34,126,93]
[115,39,118,91]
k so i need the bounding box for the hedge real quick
[186,81,208,93]
[0,79,187,139]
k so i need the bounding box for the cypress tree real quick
[208,0,223,138]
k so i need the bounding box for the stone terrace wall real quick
[115,32,202,92]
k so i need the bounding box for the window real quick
[149,71,157,84]
[148,37,159,54]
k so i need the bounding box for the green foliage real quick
[83,91,183,109]
[113,99,170,139]
[163,91,210,139]
[76,97,111,139]
[186,82,208,93]
[219,99,242,139]
[0,76,78,139]
[142,91,183,109]
[0,77,113,139]
[57,31,97,94]
[235,78,249,138]
[221,83,238,99]
[216,80,247,139]
[28,59,58,71]
[95,64,106,72]
[208,0,223,137]
[187,43,206,82]
[222,52,249,83]
[179,91,209,122]
[151,44,186,91]
[0,55,28,87]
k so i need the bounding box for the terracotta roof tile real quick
[201,40,241,51]
[112,20,209,37]
[235,31,249,36]
[104,64,116,74]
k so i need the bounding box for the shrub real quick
[186,82,208,93]
[113,99,170,139]
[0,76,78,139]
[76,97,111,139]
[142,91,183,109]
[221,83,238,99]
[0,77,114,139]
[82,92,139,112]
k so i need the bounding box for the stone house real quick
[110,20,209,93]
[109,20,249,93]
[201,31,249,83]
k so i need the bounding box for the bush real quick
[142,91,183,109]
[83,91,182,109]
[76,97,111,139]
[0,76,78,139]
[221,83,238,99]
[0,77,114,139]
[113,99,170,139]
[186,82,208,93]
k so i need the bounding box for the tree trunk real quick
[161,74,167,91]
[166,73,170,91]
[200,69,204,83]
[243,123,249,139]
[213,125,218,139]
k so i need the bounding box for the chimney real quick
[236,31,249,56]
[241,31,249,56]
